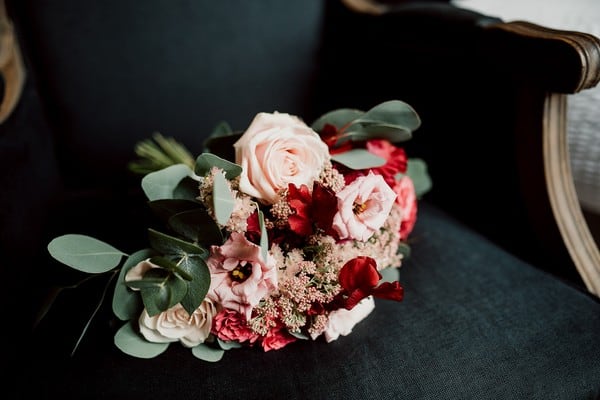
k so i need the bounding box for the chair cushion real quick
[20,202,600,399]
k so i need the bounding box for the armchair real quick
[3,0,599,398]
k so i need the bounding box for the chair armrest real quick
[318,0,600,296]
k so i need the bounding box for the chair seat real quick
[20,202,600,399]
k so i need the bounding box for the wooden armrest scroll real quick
[485,21,600,296]
[0,0,25,124]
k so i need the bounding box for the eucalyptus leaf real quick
[217,338,243,350]
[336,125,412,145]
[397,242,411,258]
[354,100,421,131]
[311,108,364,132]
[149,255,193,281]
[112,248,155,321]
[380,267,400,284]
[191,343,225,362]
[210,121,234,137]
[114,321,169,359]
[289,330,310,340]
[140,268,188,316]
[202,132,241,161]
[406,158,432,198]
[212,171,235,225]
[178,255,211,315]
[148,199,203,223]
[173,176,201,201]
[331,149,387,170]
[194,153,242,179]
[47,234,126,273]
[168,208,222,246]
[148,228,205,257]
[141,163,193,201]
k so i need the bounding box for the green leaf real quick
[202,132,241,161]
[380,267,400,284]
[212,171,235,225]
[47,234,126,273]
[210,121,234,137]
[148,199,202,223]
[139,268,188,316]
[217,338,242,350]
[311,108,364,132]
[173,176,201,201]
[178,256,211,316]
[114,321,170,359]
[191,343,225,362]
[331,149,387,170]
[149,255,193,281]
[168,208,223,246]
[339,124,412,145]
[194,153,242,179]
[397,242,411,258]
[141,163,193,201]
[148,228,205,257]
[112,249,155,321]
[406,158,432,198]
[353,100,421,132]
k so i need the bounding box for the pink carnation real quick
[261,323,297,352]
[212,309,260,345]
[393,176,418,240]
[207,232,278,320]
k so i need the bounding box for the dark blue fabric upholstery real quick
[19,203,600,399]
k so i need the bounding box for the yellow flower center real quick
[353,201,368,215]
[230,262,252,282]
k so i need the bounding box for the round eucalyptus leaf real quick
[191,343,225,362]
[47,234,126,273]
[114,321,170,359]
[112,248,155,321]
[311,108,364,132]
[141,163,192,201]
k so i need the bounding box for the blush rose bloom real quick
[320,296,375,343]
[393,175,418,240]
[124,258,158,287]
[332,171,397,241]
[138,300,217,348]
[234,111,330,204]
[207,232,278,320]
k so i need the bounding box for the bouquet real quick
[45,100,431,361]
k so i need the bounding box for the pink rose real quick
[138,300,217,348]
[332,172,397,241]
[393,176,417,240]
[234,112,330,204]
[321,296,375,343]
[207,232,277,320]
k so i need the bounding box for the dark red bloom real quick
[288,184,313,236]
[319,123,353,154]
[287,183,338,237]
[337,256,404,310]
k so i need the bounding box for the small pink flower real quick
[332,172,397,241]
[207,232,277,320]
[393,176,418,240]
[212,309,260,345]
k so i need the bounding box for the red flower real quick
[287,183,338,237]
[337,256,404,310]
[366,139,408,187]
[319,123,353,154]
[288,184,313,236]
